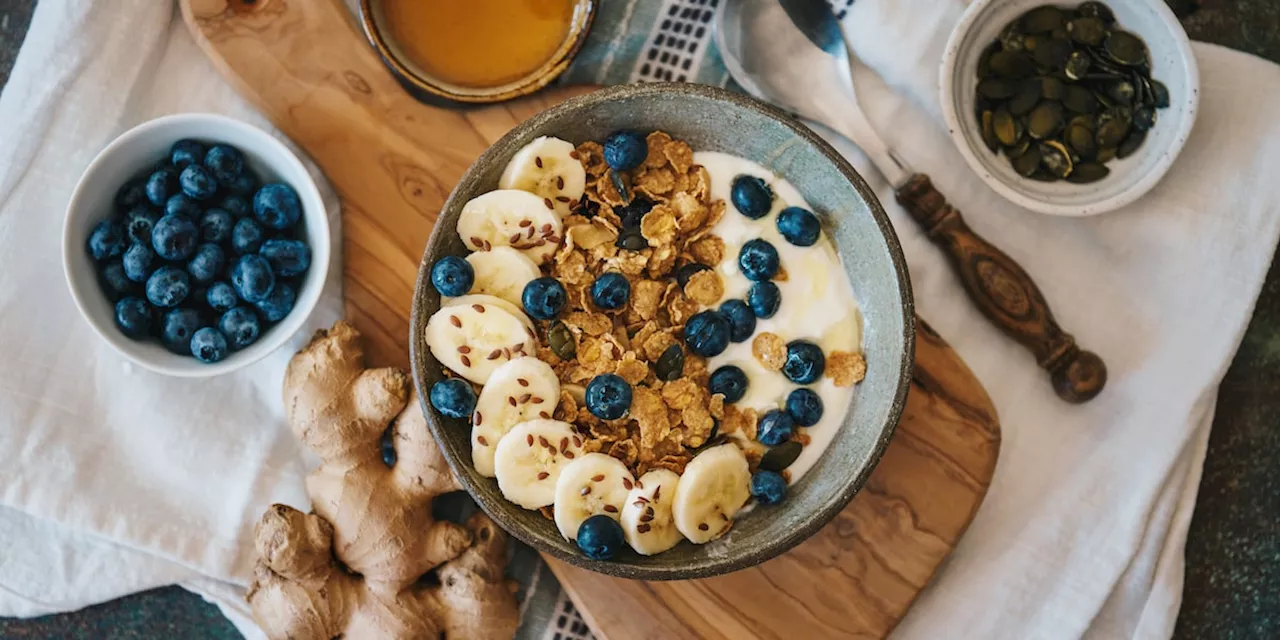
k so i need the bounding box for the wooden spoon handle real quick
[895,174,1106,403]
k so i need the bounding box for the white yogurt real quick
[695,152,862,483]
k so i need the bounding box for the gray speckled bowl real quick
[410,83,914,580]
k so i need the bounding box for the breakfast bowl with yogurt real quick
[409,83,913,579]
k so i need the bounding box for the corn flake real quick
[663,139,694,174]
[684,269,724,306]
[826,350,868,387]
[644,131,672,168]
[640,205,677,247]
[689,235,725,266]
[752,332,787,371]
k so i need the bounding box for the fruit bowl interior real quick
[410,83,913,579]
[62,113,330,378]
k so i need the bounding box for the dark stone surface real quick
[0,0,1275,637]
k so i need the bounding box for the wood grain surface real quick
[181,1,1001,638]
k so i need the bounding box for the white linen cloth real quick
[1,0,1278,639]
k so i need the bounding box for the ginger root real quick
[247,322,519,639]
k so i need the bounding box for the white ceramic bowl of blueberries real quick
[63,113,330,377]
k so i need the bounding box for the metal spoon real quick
[716,0,1106,403]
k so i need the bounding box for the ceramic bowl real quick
[940,0,1199,216]
[359,0,598,105]
[63,113,331,378]
[409,84,914,579]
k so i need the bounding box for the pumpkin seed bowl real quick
[941,0,1198,217]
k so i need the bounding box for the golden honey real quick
[382,0,577,89]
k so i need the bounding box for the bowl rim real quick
[409,83,915,580]
[62,112,331,378]
[939,0,1200,217]
[357,0,599,105]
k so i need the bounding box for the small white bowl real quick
[63,113,331,377]
[940,0,1199,217]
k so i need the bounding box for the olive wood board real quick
[180,0,1002,638]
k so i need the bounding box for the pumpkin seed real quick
[981,110,1000,152]
[1104,31,1148,66]
[977,42,999,79]
[1028,169,1060,182]
[1033,37,1073,68]
[1007,138,1033,160]
[548,321,576,360]
[1078,1,1115,23]
[1095,146,1117,163]
[1096,107,1132,147]
[1064,50,1091,80]
[1062,84,1099,113]
[1065,121,1096,158]
[618,229,647,251]
[1008,81,1042,116]
[1028,102,1064,139]
[1132,106,1156,132]
[1151,80,1170,108]
[1040,75,1065,100]
[990,50,1035,77]
[978,77,1021,99]
[655,344,685,381]
[1067,162,1110,183]
[759,441,804,472]
[1116,130,1146,159]
[1021,6,1065,33]
[1067,17,1107,46]
[1040,140,1074,178]
[1012,143,1042,176]
[993,109,1022,146]
[999,23,1026,52]
[1105,79,1135,105]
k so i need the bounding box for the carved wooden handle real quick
[895,174,1106,403]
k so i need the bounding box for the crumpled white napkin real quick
[0,0,340,635]
[824,0,1280,637]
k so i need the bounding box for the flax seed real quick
[526,434,535,446]
[537,471,549,480]
[653,486,661,500]
[603,505,618,513]
[637,523,651,533]
[640,513,653,523]
[460,355,471,367]
[556,176,564,190]
[470,236,484,247]
[698,523,709,531]
[622,477,633,490]
[581,486,591,496]
[509,233,521,243]
[450,315,461,328]
[519,219,532,228]
[519,394,532,404]
[541,223,553,233]
[572,436,582,447]
[544,198,554,210]
[508,397,517,407]
[476,435,488,446]
[569,150,580,159]
[559,437,568,450]
[517,378,529,387]
[591,474,605,482]
[472,304,485,313]
[487,349,502,360]
[564,450,576,459]
[635,479,644,489]
[535,156,543,168]
[457,345,470,354]
[474,411,483,425]
[532,396,544,404]
[539,411,551,419]
[539,437,551,448]
[556,195,570,202]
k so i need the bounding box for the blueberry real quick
[750,470,788,505]
[522,276,567,321]
[576,514,625,560]
[254,282,296,322]
[709,365,749,403]
[124,206,161,245]
[591,272,630,310]
[87,219,126,261]
[232,217,266,254]
[430,378,477,419]
[100,261,135,299]
[228,172,258,197]
[219,194,251,218]
[260,239,312,278]
[187,243,226,284]
[602,130,647,171]
[783,340,825,384]
[617,197,654,229]
[786,388,824,426]
[165,193,202,218]
[180,165,219,200]
[674,263,711,289]
[122,243,156,282]
[114,179,149,213]
[776,206,821,246]
[114,297,154,339]
[170,139,205,169]
[747,282,781,319]
[161,308,202,354]
[145,168,180,206]
[380,426,397,468]
[738,239,780,281]
[146,266,190,308]
[230,254,276,303]
[219,307,261,350]
[683,310,731,357]
[430,255,474,297]
[585,373,632,420]
[756,409,794,446]
[204,144,244,185]
[730,175,774,219]
[253,183,302,229]
[190,327,229,363]
[200,208,235,243]
[206,281,239,312]
[655,344,685,381]
[151,214,199,261]
[719,299,756,342]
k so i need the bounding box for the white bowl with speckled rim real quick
[940,0,1199,217]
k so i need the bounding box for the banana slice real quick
[621,469,683,555]
[499,136,587,218]
[456,189,563,264]
[441,294,535,333]
[424,299,538,385]
[493,419,583,510]
[672,444,751,544]
[463,247,541,307]
[472,357,560,478]
[553,453,635,541]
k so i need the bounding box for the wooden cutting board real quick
[181,1,1001,638]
